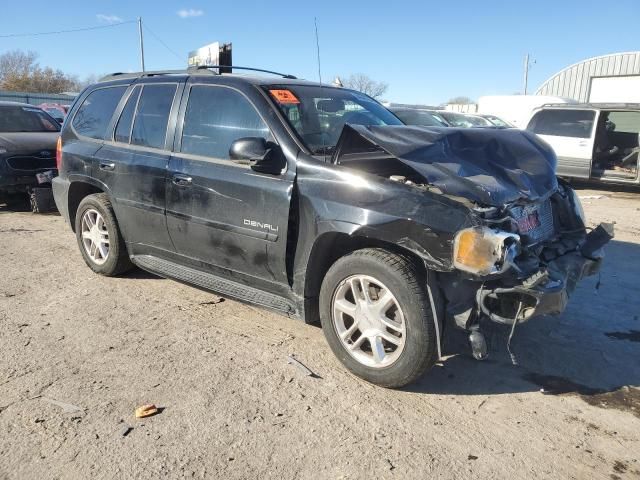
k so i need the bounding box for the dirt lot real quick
[1,185,639,480]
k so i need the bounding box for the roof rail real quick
[99,69,207,82]
[99,66,298,83]
[190,65,297,79]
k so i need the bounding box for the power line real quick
[142,24,182,61]
[0,20,136,38]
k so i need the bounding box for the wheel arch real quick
[301,232,432,324]
[67,178,109,232]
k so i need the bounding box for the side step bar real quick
[131,255,297,316]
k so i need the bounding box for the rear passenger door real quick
[527,109,597,178]
[95,81,182,252]
[166,83,293,286]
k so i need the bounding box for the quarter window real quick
[114,86,141,143]
[181,86,271,159]
[528,110,595,139]
[72,86,127,139]
[131,84,177,149]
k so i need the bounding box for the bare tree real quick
[343,74,389,99]
[72,73,102,91]
[0,49,79,93]
[447,96,473,105]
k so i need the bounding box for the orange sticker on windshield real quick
[269,89,300,104]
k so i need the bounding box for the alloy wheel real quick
[331,274,406,368]
[80,208,110,265]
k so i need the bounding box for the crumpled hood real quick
[0,132,59,154]
[333,125,558,206]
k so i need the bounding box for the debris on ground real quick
[135,404,159,418]
[287,355,318,378]
[42,397,83,414]
[120,426,133,437]
[579,195,606,200]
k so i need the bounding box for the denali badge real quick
[244,219,279,232]
[39,150,52,157]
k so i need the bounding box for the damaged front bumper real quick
[442,223,614,328]
[476,250,602,325]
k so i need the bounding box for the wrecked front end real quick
[442,187,612,329]
[333,125,613,336]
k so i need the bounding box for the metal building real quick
[536,51,640,103]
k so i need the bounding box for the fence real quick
[0,90,77,106]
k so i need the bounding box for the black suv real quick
[53,67,611,387]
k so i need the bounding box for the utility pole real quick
[523,53,535,95]
[138,17,145,72]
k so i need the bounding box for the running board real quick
[131,255,297,316]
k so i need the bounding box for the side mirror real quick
[229,137,285,174]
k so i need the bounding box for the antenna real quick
[314,17,322,85]
[314,17,328,159]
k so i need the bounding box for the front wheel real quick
[319,248,437,388]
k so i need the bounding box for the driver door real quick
[166,83,293,285]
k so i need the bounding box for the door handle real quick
[578,141,588,147]
[172,174,192,187]
[99,161,115,171]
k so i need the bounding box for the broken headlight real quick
[453,227,520,275]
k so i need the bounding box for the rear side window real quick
[114,86,141,143]
[181,85,270,159]
[528,110,595,138]
[606,111,640,133]
[72,86,126,139]
[131,84,177,149]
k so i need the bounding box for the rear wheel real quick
[74,193,133,276]
[319,248,437,388]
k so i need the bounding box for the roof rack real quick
[99,69,206,82]
[99,65,298,83]
[190,65,297,79]
[538,102,640,109]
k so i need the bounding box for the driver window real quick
[181,85,271,160]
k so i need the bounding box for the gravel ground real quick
[0,185,639,479]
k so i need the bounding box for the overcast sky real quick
[2,0,639,104]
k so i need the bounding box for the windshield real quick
[0,105,60,132]
[265,85,402,154]
[393,110,448,127]
[440,112,492,128]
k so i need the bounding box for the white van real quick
[526,104,640,185]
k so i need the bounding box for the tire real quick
[74,193,133,276]
[319,248,437,388]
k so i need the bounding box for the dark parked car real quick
[0,101,60,209]
[438,111,496,128]
[389,107,449,127]
[53,67,611,387]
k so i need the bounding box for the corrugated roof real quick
[536,52,640,102]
